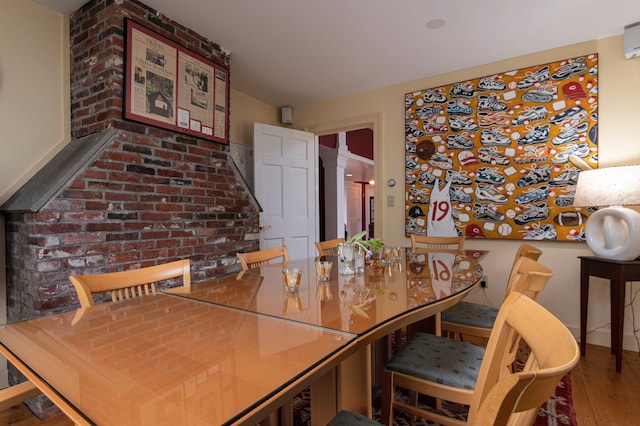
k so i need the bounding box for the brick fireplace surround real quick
[1,0,259,417]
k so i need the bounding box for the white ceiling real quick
[35,0,640,108]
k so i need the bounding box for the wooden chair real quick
[315,238,345,256]
[236,246,289,271]
[441,243,543,341]
[69,259,191,307]
[410,235,465,251]
[381,288,578,426]
[381,257,557,425]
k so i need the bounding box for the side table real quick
[579,256,640,373]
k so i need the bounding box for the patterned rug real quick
[291,373,575,425]
[534,373,576,426]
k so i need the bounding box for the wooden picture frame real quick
[124,19,229,144]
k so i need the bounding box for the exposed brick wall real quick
[5,1,259,323]
[69,0,230,139]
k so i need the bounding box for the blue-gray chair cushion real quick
[385,332,485,390]
[327,410,381,425]
[441,301,499,329]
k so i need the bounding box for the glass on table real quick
[383,247,394,266]
[393,246,403,263]
[315,260,333,281]
[282,267,302,292]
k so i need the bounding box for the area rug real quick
[291,372,576,425]
[534,373,576,426]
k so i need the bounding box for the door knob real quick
[258,224,272,230]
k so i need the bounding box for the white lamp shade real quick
[573,165,640,207]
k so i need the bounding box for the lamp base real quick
[584,206,640,261]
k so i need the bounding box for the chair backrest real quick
[500,257,554,368]
[504,243,543,298]
[315,238,345,256]
[467,292,579,425]
[69,259,191,307]
[410,235,465,250]
[236,245,289,271]
[508,256,552,303]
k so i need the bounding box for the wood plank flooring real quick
[2,343,639,425]
[572,344,640,425]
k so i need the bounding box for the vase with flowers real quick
[338,230,384,275]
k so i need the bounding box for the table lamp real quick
[573,165,640,261]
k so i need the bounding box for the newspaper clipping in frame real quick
[177,52,215,136]
[214,69,227,140]
[129,25,177,126]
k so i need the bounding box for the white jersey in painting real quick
[427,179,458,237]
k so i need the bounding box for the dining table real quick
[166,247,486,424]
[0,247,485,425]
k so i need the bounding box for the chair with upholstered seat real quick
[315,238,345,256]
[410,235,465,251]
[381,257,557,425]
[441,243,543,341]
[69,259,191,307]
[330,291,578,425]
[381,281,577,426]
[236,246,289,271]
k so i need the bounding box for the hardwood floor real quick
[572,344,640,425]
[2,343,639,425]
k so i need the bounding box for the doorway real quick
[318,128,375,241]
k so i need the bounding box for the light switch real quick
[387,195,394,207]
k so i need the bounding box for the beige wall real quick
[229,88,280,144]
[294,37,640,351]
[4,1,640,352]
[0,0,70,206]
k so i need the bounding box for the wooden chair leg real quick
[258,410,278,426]
[0,381,40,412]
[279,400,293,426]
[381,370,394,426]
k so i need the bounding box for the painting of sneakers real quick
[404,54,597,241]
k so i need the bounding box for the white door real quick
[253,123,317,260]
[346,182,363,238]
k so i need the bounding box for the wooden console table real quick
[579,256,640,373]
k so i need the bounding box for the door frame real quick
[306,113,382,242]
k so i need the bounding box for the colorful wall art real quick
[405,54,598,241]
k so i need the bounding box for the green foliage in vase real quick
[346,230,384,254]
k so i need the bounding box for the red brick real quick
[139,212,171,221]
[86,243,124,254]
[62,212,105,222]
[156,203,183,212]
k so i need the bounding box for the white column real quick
[321,149,347,239]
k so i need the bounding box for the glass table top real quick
[167,248,486,337]
[0,293,355,425]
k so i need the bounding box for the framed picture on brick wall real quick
[124,19,229,144]
[404,54,598,241]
